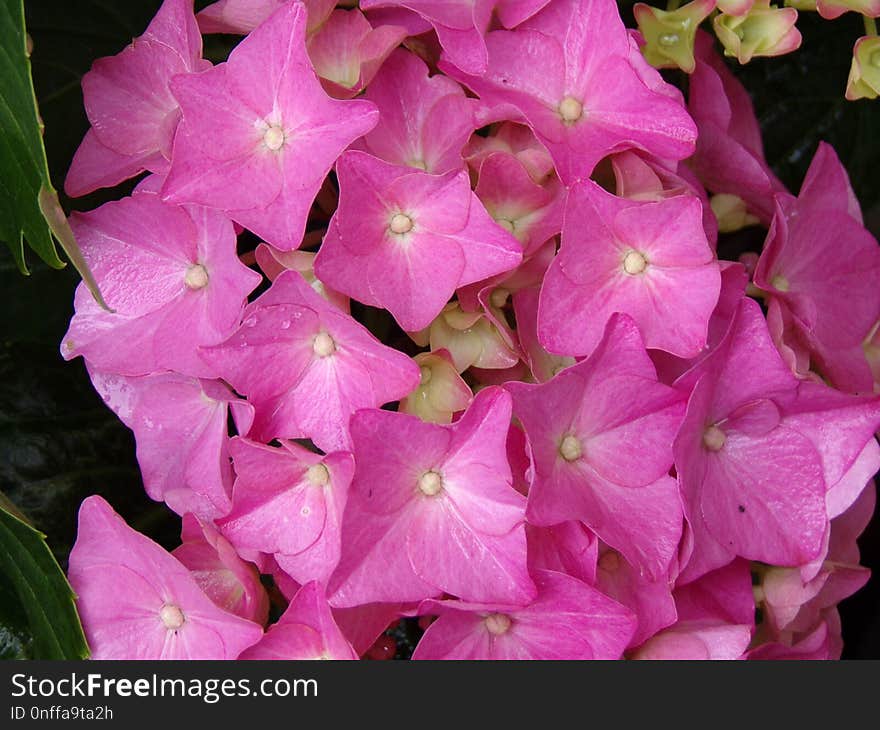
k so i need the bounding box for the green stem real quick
[667,0,682,10]
[865,15,878,36]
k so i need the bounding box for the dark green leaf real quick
[0,499,89,659]
[0,0,110,308]
[0,0,63,271]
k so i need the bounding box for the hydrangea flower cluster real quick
[62,0,880,660]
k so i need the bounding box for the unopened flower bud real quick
[634,0,716,73]
[713,4,802,64]
[711,193,761,233]
[845,36,880,101]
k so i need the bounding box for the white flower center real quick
[485,613,512,635]
[558,96,584,123]
[658,33,680,47]
[770,274,790,292]
[418,470,443,497]
[623,251,648,275]
[263,125,286,152]
[702,425,726,452]
[306,463,330,486]
[312,332,336,357]
[419,365,433,385]
[184,264,209,290]
[160,603,185,630]
[389,213,414,235]
[559,435,582,462]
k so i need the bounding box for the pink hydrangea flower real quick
[307,9,407,99]
[412,570,636,659]
[88,369,253,520]
[218,437,355,585]
[313,150,522,331]
[328,387,536,607]
[673,298,828,581]
[473,151,565,258]
[355,49,475,174]
[68,496,263,659]
[443,0,697,183]
[65,0,209,197]
[61,192,261,377]
[754,143,880,394]
[538,179,721,360]
[241,582,357,659]
[506,314,686,579]
[173,514,270,625]
[161,2,379,249]
[201,270,420,451]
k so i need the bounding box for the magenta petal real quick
[413,570,636,660]
[539,182,719,358]
[162,3,378,249]
[61,193,260,377]
[330,388,534,606]
[65,129,164,198]
[69,496,262,659]
[173,515,269,625]
[241,582,357,660]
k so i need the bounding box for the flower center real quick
[485,613,512,635]
[702,425,726,452]
[558,96,584,123]
[160,603,185,630]
[313,332,336,357]
[658,33,680,47]
[870,50,880,69]
[418,470,443,497]
[389,213,414,235]
[184,264,209,290]
[559,435,582,462]
[419,365,433,385]
[263,125,286,152]
[623,251,648,275]
[770,274,790,292]
[306,463,330,486]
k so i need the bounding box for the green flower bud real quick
[713,3,802,64]
[634,0,716,73]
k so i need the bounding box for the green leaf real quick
[0,0,63,271]
[0,498,89,659]
[0,0,110,308]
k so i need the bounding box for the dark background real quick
[1,0,878,657]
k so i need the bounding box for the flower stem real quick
[865,15,878,36]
